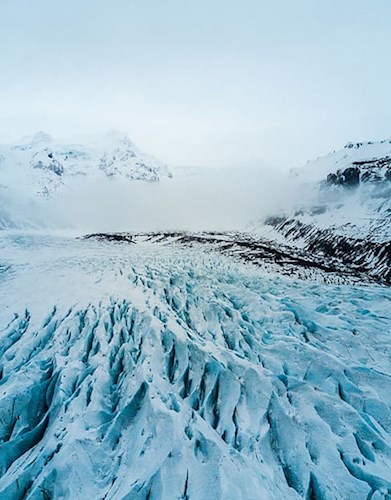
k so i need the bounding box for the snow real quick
[0,133,390,498]
[294,139,391,184]
[283,139,391,242]
[0,231,390,499]
[254,139,391,287]
[0,131,172,199]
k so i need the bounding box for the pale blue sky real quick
[1,0,390,168]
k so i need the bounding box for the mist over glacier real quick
[0,130,308,233]
[2,163,302,233]
[51,166,296,232]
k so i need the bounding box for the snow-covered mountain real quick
[0,131,172,198]
[262,139,391,284]
[0,137,390,499]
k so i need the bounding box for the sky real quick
[1,0,391,170]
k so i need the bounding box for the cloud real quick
[32,166,299,233]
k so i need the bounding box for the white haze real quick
[3,167,305,234]
[52,168,296,233]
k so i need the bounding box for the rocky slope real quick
[262,139,391,284]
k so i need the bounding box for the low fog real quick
[50,166,299,233]
[1,165,308,234]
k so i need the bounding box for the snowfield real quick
[0,232,390,499]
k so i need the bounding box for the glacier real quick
[0,231,390,499]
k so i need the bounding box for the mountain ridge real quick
[0,131,172,198]
[262,137,391,284]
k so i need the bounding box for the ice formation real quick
[0,233,390,499]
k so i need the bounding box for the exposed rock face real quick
[326,158,391,187]
[326,166,360,187]
[264,217,391,285]
[31,148,65,176]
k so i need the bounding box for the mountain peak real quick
[29,131,53,146]
[103,129,134,145]
[0,131,172,198]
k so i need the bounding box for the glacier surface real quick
[0,232,390,499]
